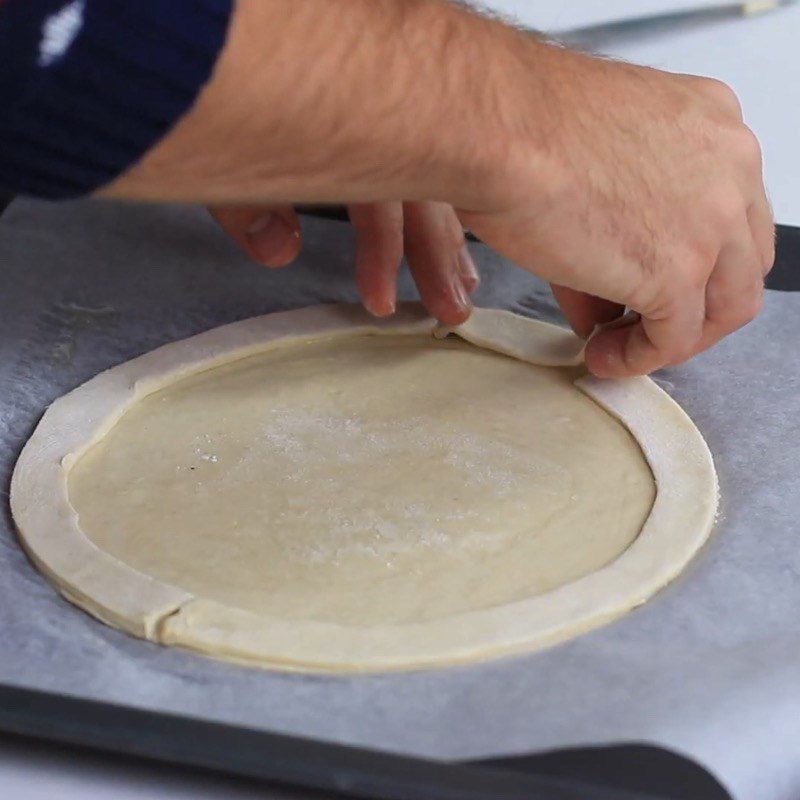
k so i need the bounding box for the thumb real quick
[209,205,302,268]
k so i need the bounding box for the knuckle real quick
[700,77,743,118]
[678,250,716,295]
[709,190,747,233]
[733,126,764,173]
[630,285,683,335]
[761,238,777,275]
[727,286,764,331]
[626,277,664,318]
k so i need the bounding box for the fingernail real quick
[457,245,480,294]
[363,294,395,318]
[453,274,471,310]
[246,213,273,235]
[245,213,299,266]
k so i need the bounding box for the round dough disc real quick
[11,305,718,672]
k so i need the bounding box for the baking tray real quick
[0,684,728,800]
[2,198,797,800]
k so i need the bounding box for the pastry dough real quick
[10,305,718,672]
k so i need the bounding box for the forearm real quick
[103,0,545,210]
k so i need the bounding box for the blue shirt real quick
[0,0,232,198]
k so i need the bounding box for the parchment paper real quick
[1,198,799,800]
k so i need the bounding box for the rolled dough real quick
[10,304,718,672]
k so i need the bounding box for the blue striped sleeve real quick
[0,0,233,198]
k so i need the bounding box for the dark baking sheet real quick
[2,684,728,800]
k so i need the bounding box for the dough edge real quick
[10,303,718,672]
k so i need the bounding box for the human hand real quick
[210,200,478,326]
[462,47,774,377]
[105,0,773,379]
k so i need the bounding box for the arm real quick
[3,0,774,376]
[103,0,520,210]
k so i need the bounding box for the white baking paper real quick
[1,198,799,800]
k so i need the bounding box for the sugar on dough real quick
[10,304,718,672]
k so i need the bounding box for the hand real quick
[106,0,773,378]
[210,200,478,325]
[461,47,774,377]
